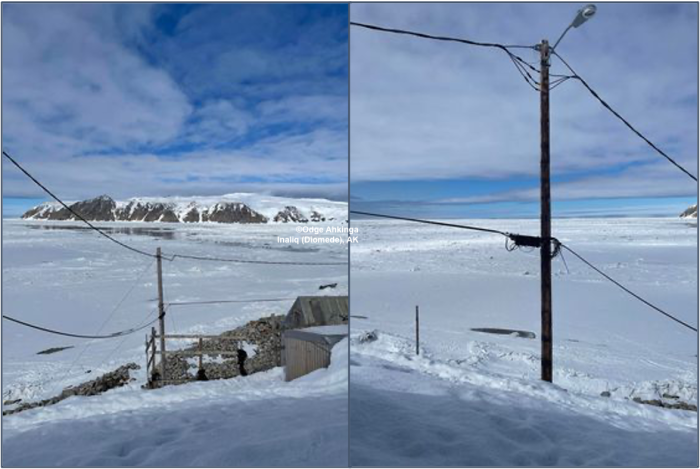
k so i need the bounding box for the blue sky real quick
[350,3,698,218]
[2,3,348,216]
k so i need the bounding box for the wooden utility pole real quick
[415,305,420,356]
[539,40,553,383]
[156,247,167,380]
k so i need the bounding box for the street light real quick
[538,4,596,383]
[552,4,597,51]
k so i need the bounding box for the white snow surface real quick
[25,192,348,223]
[2,219,348,466]
[350,217,698,466]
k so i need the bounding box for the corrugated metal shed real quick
[283,327,347,381]
[282,296,348,329]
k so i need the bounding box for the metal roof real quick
[283,296,348,329]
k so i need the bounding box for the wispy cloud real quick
[2,4,348,201]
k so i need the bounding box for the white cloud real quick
[2,4,192,156]
[350,3,698,199]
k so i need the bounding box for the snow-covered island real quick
[21,193,347,224]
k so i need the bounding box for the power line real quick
[166,253,347,266]
[3,150,157,258]
[352,210,695,333]
[351,21,534,51]
[350,21,540,91]
[351,210,555,255]
[88,258,156,335]
[549,76,572,90]
[350,210,509,237]
[167,297,296,307]
[68,258,156,372]
[551,51,698,182]
[2,314,159,339]
[508,54,540,91]
[559,244,697,333]
[96,306,159,371]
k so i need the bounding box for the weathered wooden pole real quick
[198,337,203,372]
[145,334,149,385]
[415,305,420,356]
[539,39,553,383]
[156,247,167,381]
[150,327,156,375]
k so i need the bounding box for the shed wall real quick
[283,336,333,381]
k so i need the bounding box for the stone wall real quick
[158,315,285,383]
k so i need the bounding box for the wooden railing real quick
[145,328,245,388]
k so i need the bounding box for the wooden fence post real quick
[145,334,149,386]
[415,305,420,356]
[198,337,203,372]
[151,327,157,380]
[156,247,167,381]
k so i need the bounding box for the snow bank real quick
[3,353,348,467]
[351,331,697,466]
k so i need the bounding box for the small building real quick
[283,296,348,329]
[283,326,347,381]
[282,295,348,381]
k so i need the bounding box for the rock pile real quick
[3,363,140,416]
[274,206,308,223]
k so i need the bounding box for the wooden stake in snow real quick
[156,247,167,381]
[198,337,204,371]
[415,305,420,356]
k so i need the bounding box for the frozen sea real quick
[2,218,349,467]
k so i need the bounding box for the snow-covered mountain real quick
[680,204,697,219]
[21,194,347,224]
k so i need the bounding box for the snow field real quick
[350,217,697,466]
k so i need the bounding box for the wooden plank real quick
[150,378,197,385]
[155,350,239,357]
[156,334,243,340]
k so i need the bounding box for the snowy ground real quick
[350,217,698,466]
[2,218,348,467]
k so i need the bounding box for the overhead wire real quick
[68,257,156,372]
[167,297,297,307]
[3,150,157,258]
[550,51,698,182]
[2,314,159,339]
[558,244,697,332]
[164,253,347,266]
[353,210,695,333]
[351,21,540,91]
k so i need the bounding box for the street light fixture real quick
[552,4,597,51]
